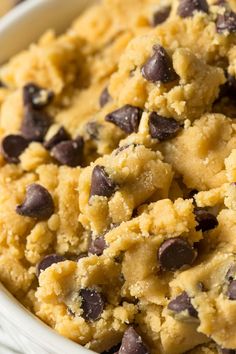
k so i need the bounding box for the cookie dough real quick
[1,0,236,353]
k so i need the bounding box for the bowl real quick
[0,1,96,353]
[0,0,96,64]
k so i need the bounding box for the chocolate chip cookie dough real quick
[1,0,236,353]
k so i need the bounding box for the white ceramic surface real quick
[0,0,97,64]
[0,1,96,353]
[0,284,94,354]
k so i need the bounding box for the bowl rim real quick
[0,1,95,353]
[0,0,95,64]
[0,284,93,354]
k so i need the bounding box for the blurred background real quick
[0,0,25,17]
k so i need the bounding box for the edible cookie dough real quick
[2,0,236,353]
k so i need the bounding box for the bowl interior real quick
[0,283,93,354]
[0,0,96,64]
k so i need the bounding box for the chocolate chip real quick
[80,288,105,321]
[100,87,111,108]
[86,121,101,140]
[194,208,218,232]
[226,264,236,282]
[36,254,66,277]
[227,280,236,300]
[168,291,198,318]
[177,0,209,18]
[158,238,196,271]
[16,183,54,219]
[105,105,143,134]
[141,45,178,84]
[151,6,171,26]
[21,107,51,142]
[220,348,236,354]
[119,327,149,354]
[44,127,70,150]
[23,83,54,109]
[216,11,236,33]
[1,135,29,163]
[149,112,181,141]
[51,139,84,167]
[89,236,107,256]
[90,165,117,198]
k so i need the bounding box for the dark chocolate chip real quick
[105,105,143,134]
[100,87,111,108]
[90,165,117,198]
[177,0,209,18]
[1,135,29,163]
[36,254,66,277]
[220,348,236,354]
[141,45,178,84]
[88,236,107,256]
[226,264,236,282]
[227,280,236,300]
[216,11,236,33]
[86,121,101,140]
[16,183,54,219]
[21,107,51,142]
[44,127,70,150]
[168,291,198,318]
[51,139,84,167]
[23,83,54,109]
[151,6,171,26]
[158,237,195,271]
[80,288,105,321]
[119,327,149,354]
[194,208,218,232]
[102,344,121,354]
[149,112,181,141]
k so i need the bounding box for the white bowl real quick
[0,1,96,353]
